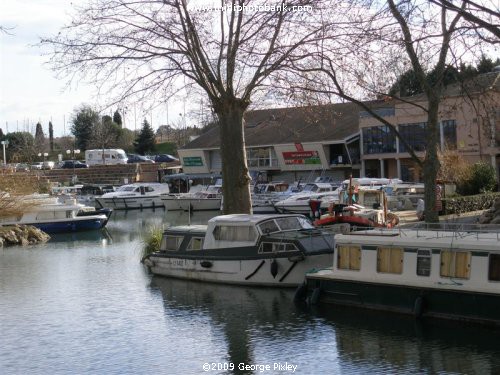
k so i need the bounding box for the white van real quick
[85,149,128,166]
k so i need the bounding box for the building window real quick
[442,120,457,150]
[337,245,361,270]
[399,122,427,152]
[359,107,395,118]
[247,147,278,168]
[362,126,396,154]
[440,250,471,279]
[377,247,403,274]
[416,249,431,276]
[488,254,500,281]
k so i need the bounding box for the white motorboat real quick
[95,183,169,210]
[273,182,340,214]
[162,184,222,211]
[144,214,334,287]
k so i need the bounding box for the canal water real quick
[1,209,499,375]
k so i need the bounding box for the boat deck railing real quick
[338,222,500,241]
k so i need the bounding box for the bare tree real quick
[281,0,495,222]
[41,0,350,214]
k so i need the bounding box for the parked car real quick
[15,163,31,172]
[127,154,155,164]
[42,161,55,170]
[59,160,89,169]
[31,162,43,170]
[154,154,179,163]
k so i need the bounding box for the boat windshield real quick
[117,186,136,192]
[259,216,313,234]
[301,184,318,192]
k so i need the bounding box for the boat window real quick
[119,186,135,192]
[276,217,302,231]
[363,192,380,208]
[145,186,155,193]
[488,254,500,281]
[377,247,403,274]
[416,249,431,276]
[187,237,204,251]
[161,235,183,251]
[259,220,280,234]
[259,242,298,253]
[36,212,55,220]
[440,250,471,279]
[213,225,256,242]
[337,245,361,271]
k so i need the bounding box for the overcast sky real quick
[0,0,187,137]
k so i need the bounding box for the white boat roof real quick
[166,225,207,232]
[336,227,500,252]
[208,214,304,225]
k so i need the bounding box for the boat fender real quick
[200,261,213,268]
[142,258,155,267]
[309,287,321,305]
[293,282,308,302]
[270,259,278,278]
[414,296,425,318]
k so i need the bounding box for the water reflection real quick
[49,228,113,245]
[151,277,311,374]
[309,305,500,374]
[152,277,500,374]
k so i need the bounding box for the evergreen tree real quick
[34,122,46,151]
[49,121,54,151]
[0,127,4,140]
[71,105,100,150]
[113,110,123,128]
[134,119,156,155]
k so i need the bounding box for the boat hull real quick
[29,217,108,233]
[304,277,500,326]
[163,198,221,211]
[148,253,333,287]
[96,196,164,210]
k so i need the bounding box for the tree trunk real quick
[216,100,252,214]
[423,96,441,223]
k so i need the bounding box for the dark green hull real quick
[305,277,500,326]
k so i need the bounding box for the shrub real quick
[459,162,497,195]
[141,225,163,262]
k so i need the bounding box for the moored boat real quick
[299,224,500,326]
[162,184,222,211]
[144,214,335,287]
[95,183,169,210]
[0,200,110,233]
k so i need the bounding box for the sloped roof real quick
[182,101,371,150]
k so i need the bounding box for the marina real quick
[1,209,500,374]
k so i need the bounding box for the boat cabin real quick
[159,214,334,254]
